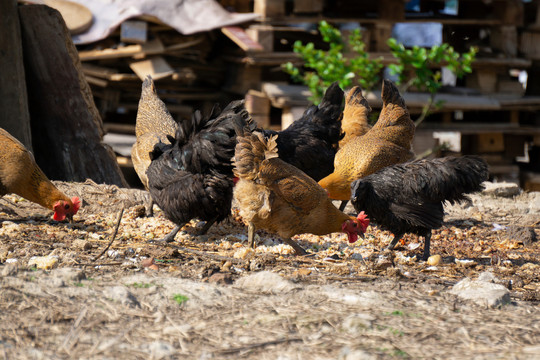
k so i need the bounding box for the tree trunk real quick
[0,0,33,151]
[18,4,127,187]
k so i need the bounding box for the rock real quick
[52,267,86,283]
[28,256,58,270]
[506,226,537,246]
[103,286,140,307]
[342,313,376,333]
[527,192,540,212]
[0,221,20,236]
[234,271,295,294]
[144,341,176,359]
[339,347,377,360]
[449,272,511,307]
[46,277,66,288]
[482,182,520,198]
[1,262,19,276]
[207,272,232,285]
[72,239,92,250]
[324,288,385,307]
[427,254,442,266]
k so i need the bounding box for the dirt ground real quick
[0,180,539,359]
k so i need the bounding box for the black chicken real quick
[146,100,251,243]
[261,82,344,182]
[350,155,489,260]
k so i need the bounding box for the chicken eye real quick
[64,204,70,210]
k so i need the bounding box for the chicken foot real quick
[422,232,432,261]
[247,222,307,256]
[196,215,219,235]
[152,224,184,243]
[247,222,256,248]
[387,232,432,261]
[281,238,307,256]
[386,232,403,251]
[144,196,155,217]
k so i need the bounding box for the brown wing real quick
[258,157,327,215]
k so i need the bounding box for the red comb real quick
[356,211,370,232]
[72,196,81,213]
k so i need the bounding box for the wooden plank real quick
[129,56,174,80]
[0,0,33,150]
[85,75,108,87]
[19,4,127,186]
[81,63,140,82]
[490,25,518,57]
[378,0,405,21]
[246,25,274,52]
[293,0,323,13]
[477,133,505,153]
[245,89,271,115]
[254,0,285,18]
[120,20,148,44]
[78,38,165,61]
[222,26,264,52]
[466,69,498,94]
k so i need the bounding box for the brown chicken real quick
[233,130,370,255]
[0,128,80,221]
[318,80,415,200]
[339,86,372,148]
[131,76,178,190]
[131,76,178,215]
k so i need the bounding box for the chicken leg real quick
[339,200,348,212]
[196,215,219,235]
[386,232,404,251]
[387,231,433,261]
[422,232,432,261]
[247,222,256,248]
[281,238,307,256]
[152,224,184,243]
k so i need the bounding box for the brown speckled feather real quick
[131,76,178,188]
[339,86,372,148]
[0,128,71,210]
[318,80,415,200]
[233,132,352,239]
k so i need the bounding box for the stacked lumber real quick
[76,19,232,134]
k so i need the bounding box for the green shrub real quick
[283,21,384,104]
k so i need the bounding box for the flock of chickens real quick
[0,77,489,261]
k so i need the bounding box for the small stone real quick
[28,256,58,270]
[221,261,232,272]
[73,239,92,251]
[296,268,312,276]
[482,182,520,198]
[233,247,254,260]
[146,341,175,359]
[52,267,86,282]
[103,286,140,307]
[234,271,295,294]
[386,267,402,278]
[141,257,156,268]
[207,272,232,285]
[449,273,511,307]
[506,226,537,246]
[1,262,19,276]
[342,313,376,333]
[375,258,393,270]
[340,347,377,360]
[427,254,442,266]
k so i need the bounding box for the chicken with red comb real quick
[0,128,80,221]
